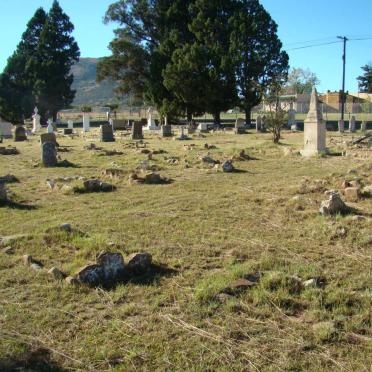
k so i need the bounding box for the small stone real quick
[2,246,14,255]
[65,276,80,286]
[76,264,104,287]
[46,179,55,190]
[60,223,72,232]
[222,160,235,173]
[303,278,317,288]
[23,254,32,265]
[222,278,257,295]
[96,252,125,282]
[344,187,360,202]
[48,267,65,280]
[200,155,218,165]
[320,192,350,215]
[127,252,152,274]
[30,263,42,271]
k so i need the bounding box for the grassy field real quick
[0,128,371,371]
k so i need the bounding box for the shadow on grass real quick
[102,264,178,291]
[0,200,37,210]
[0,348,66,372]
[55,160,79,168]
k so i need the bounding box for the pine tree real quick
[0,8,47,123]
[35,0,80,120]
[229,0,289,124]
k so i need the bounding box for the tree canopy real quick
[0,1,79,123]
[283,68,320,95]
[98,0,288,124]
[357,63,372,93]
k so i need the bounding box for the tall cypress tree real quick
[36,0,80,120]
[0,8,47,123]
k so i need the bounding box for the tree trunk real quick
[273,127,281,143]
[187,111,192,123]
[245,107,252,126]
[213,111,221,127]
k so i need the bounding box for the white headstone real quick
[146,107,157,130]
[32,107,41,133]
[83,113,90,132]
[198,123,209,132]
[67,120,74,130]
[47,119,54,134]
[301,87,327,157]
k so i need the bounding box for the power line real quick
[284,36,338,47]
[287,41,341,51]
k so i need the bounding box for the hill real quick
[71,57,119,107]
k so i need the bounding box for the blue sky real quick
[0,0,371,93]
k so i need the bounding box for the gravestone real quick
[83,113,90,132]
[161,125,172,137]
[100,123,115,142]
[338,119,345,133]
[146,107,158,130]
[40,132,57,145]
[32,107,41,133]
[112,119,127,130]
[64,128,73,135]
[47,119,54,134]
[67,120,74,130]
[301,87,327,157]
[235,118,246,134]
[256,115,262,132]
[41,142,57,167]
[0,120,13,139]
[261,116,267,132]
[14,126,27,142]
[198,123,209,133]
[361,121,367,132]
[349,116,356,133]
[131,121,143,140]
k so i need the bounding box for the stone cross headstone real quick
[235,118,246,134]
[83,113,90,132]
[146,107,157,130]
[67,120,74,130]
[349,116,356,133]
[100,123,115,142]
[256,115,262,132]
[32,107,41,133]
[338,119,345,133]
[41,142,57,167]
[131,121,143,140]
[14,126,27,142]
[301,87,327,157]
[47,119,54,134]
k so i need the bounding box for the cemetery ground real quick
[0,129,371,371]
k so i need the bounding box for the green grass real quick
[0,128,371,370]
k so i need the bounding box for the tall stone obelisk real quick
[301,87,327,156]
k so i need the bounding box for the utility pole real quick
[337,36,348,121]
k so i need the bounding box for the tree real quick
[229,0,289,125]
[164,0,238,125]
[262,78,288,144]
[0,8,47,123]
[97,0,197,119]
[35,0,80,120]
[357,63,372,93]
[284,68,320,95]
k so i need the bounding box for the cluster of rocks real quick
[232,149,252,161]
[102,168,125,179]
[80,179,116,193]
[0,146,19,155]
[129,172,169,185]
[75,251,153,287]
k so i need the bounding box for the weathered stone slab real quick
[234,118,246,134]
[131,121,143,140]
[161,125,172,137]
[40,133,57,145]
[100,123,115,142]
[0,122,13,139]
[41,142,58,167]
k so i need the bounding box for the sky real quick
[0,0,371,93]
